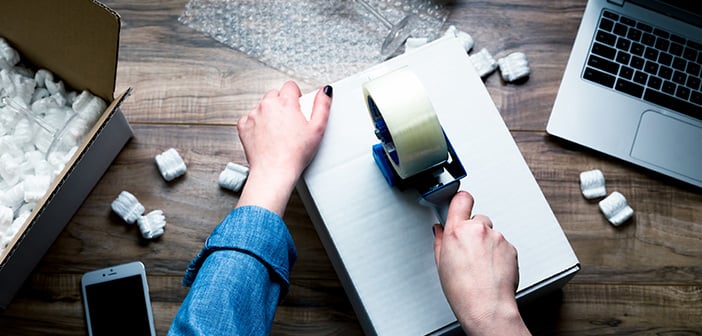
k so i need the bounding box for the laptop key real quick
[662,81,677,94]
[670,43,684,56]
[630,56,645,70]
[615,78,644,97]
[596,30,617,46]
[620,66,634,80]
[688,77,701,91]
[583,67,616,87]
[592,42,617,59]
[658,66,673,80]
[648,76,663,90]
[613,23,628,36]
[644,60,658,75]
[676,86,691,100]
[691,91,702,106]
[634,71,648,85]
[599,18,614,32]
[616,51,631,64]
[616,37,631,51]
[683,47,697,62]
[655,37,670,51]
[644,89,702,118]
[627,28,642,42]
[658,52,673,66]
[644,47,658,61]
[641,32,656,46]
[630,42,645,56]
[588,54,619,75]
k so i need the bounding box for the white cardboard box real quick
[297,37,580,335]
[0,0,133,308]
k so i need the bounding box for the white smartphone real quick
[81,261,157,336]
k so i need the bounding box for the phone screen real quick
[84,274,152,335]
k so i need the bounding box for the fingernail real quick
[432,225,436,237]
[323,85,333,98]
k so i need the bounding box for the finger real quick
[445,191,474,228]
[237,115,249,131]
[513,246,520,291]
[432,224,444,265]
[310,85,332,129]
[262,88,279,100]
[279,80,302,99]
[470,214,493,229]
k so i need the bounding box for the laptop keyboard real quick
[583,9,702,120]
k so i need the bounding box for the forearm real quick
[457,300,530,336]
[236,168,299,217]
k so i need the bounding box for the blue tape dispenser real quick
[363,67,467,224]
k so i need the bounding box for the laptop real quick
[547,0,702,188]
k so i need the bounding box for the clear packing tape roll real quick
[363,68,447,179]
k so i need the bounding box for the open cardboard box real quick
[0,0,133,308]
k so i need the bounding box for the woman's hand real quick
[236,81,332,216]
[433,191,530,335]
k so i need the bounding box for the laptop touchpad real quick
[631,110,702,182]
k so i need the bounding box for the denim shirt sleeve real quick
[168,206,297,335]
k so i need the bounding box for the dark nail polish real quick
[323,85,333,98]
[432,225,436,237]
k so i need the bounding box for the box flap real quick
[0,0,120,102]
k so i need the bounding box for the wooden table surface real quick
[2,0,700,334]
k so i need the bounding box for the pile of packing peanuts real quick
[0,37,105,254]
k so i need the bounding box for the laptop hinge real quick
[607,0,625,6]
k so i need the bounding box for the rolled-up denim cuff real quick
[182,206,297,292]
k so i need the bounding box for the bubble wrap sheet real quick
[179,0,449,84]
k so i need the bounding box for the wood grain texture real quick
[1,0,700,335]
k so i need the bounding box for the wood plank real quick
[521,284,702,335]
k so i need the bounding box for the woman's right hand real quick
[432,191,530,335]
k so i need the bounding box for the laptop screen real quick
[630,0,702,27]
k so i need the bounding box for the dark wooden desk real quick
[2,0,700,334]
